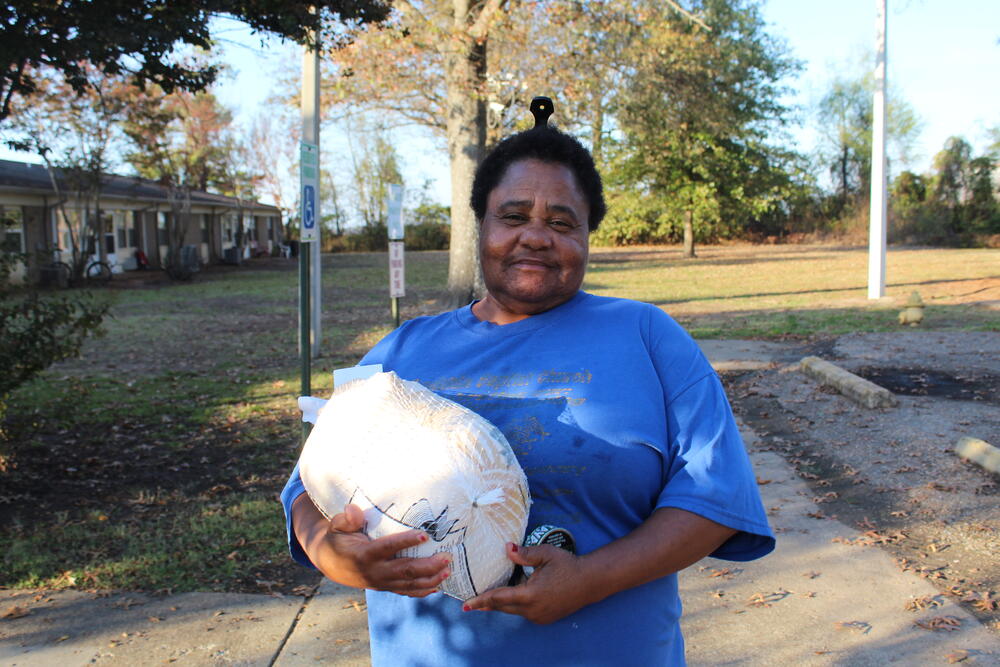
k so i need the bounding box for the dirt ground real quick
[4,256,998,616]
[722,330,1000,633]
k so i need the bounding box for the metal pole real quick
[298,242,311,442]
[299,32,321,443]
[302,34,322,357]
[868,0,888,299]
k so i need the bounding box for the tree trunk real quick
[591,94,604,164]
[682,209,696,258]
[444,2,487,309]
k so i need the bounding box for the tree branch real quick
[392,0,435,32]
[663,0,710,31]
[468,0,508,41]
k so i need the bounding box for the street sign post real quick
[387,184,404,241]
[387,185,405,326]
[300,142,319,244]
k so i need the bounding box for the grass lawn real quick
[1,244,997,594]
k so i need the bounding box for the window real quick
[200,215,209,243]
[101,211,115,254]
[244,214,256,242]
[2,206,25,253]
[113,210,129,247]
[157,212,169,245]
[267,217,275,241]
[128,212,137,247]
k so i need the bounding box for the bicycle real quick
[84,260,112,285]
[40,258,72,288]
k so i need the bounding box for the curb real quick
[955,436,1000,475]
[798,356,898,409]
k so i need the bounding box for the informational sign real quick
[387,184,405,240]
[389,241,405,298]
[299,142,319,243]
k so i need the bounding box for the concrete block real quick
[955,436,1000,474]
[798,356,898,409]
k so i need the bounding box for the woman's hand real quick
[292,494,452,597]
[464,508,738,624]
[462,543,600,624]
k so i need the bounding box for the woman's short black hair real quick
[470,126,606,231]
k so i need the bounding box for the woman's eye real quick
[549,219,572,229]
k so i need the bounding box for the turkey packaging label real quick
[298,371,530,601]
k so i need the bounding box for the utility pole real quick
[299,32,321,441]
[868,0,888,299]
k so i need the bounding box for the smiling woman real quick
[281,116,774,666]
[475,160,590,324]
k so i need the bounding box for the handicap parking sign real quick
[300,141,319,242]
[303,185,315,229]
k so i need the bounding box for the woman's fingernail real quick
[510,543,519,553]
[462,604,471,612]
[418,533,429,543]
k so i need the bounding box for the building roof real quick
[0,159,280,214]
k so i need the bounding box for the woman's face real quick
[475,159,590,323]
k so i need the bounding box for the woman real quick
[281,123,774,665]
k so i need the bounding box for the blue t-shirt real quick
[281,291,774,666]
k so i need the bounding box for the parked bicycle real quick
[40,257,72,288]
[84,260,112,285]
[39,247,114,287]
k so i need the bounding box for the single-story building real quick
[0,159,285,283]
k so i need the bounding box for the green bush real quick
[404,222,449,250]
[345,222,389,252]
[0,220,110,430]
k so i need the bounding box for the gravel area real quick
[724,331,1000,633]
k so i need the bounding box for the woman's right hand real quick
[291,494,452,597]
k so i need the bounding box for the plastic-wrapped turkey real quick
[297,371,530,601]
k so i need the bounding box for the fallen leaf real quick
[1,605,30,619]
[113,598,143,610]
[926,482,956,492]
[342,599,366,612]
[855,517,877,531]
[708,567,742,579]
[961,591,999,612]
[945,649,969,663]
[835,620,871,634]
[746,589,791,607]
[904,595,944,612]
[914,616,961,632]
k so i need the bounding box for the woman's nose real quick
[517,220,553,249]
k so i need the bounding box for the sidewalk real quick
[2,340,996,665]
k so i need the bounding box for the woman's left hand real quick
[462,542,600,625]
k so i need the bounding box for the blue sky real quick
[762,0,1000,171]
[213,0,1000,207]
[4,0,998,209]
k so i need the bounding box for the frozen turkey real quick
[298,370,530,601]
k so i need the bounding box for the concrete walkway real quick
[2,340,996,665]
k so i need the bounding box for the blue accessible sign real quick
[300,142,319,243]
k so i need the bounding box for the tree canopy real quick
[595,0,801,254]
[0,0,390,121]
